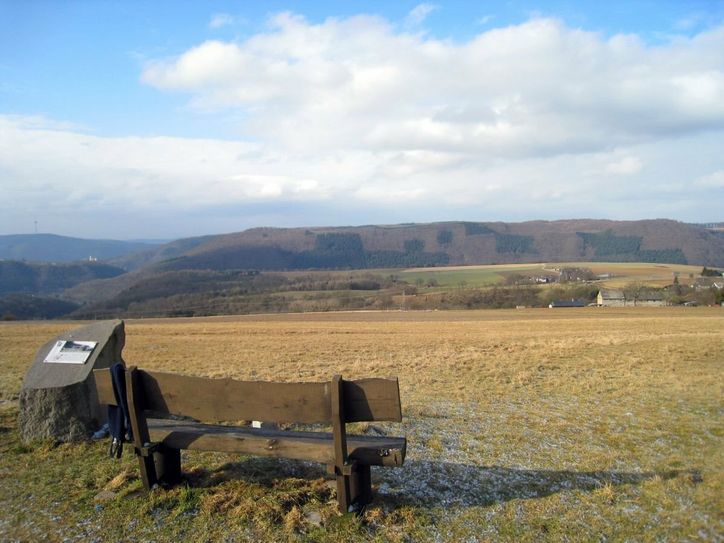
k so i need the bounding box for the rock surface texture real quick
[18,320,125,442]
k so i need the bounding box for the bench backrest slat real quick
[94,369,401,424]
[343,378,402,422]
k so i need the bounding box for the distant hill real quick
[109,235,214,271]
[59,218,723,316]
[139,219,724,273]
[0,234,155,263]
[6,218,723,319]
[0,260,125,295]
[0,294,80,320]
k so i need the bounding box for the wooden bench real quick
[94,366,406,512]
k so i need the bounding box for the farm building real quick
[636,291,666,306]
[548,299,586,308]
[597,290,626,306]
[695,278,724,290]
[597,289,666,307]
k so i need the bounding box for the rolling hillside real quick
[128,219,724,272]
[0,260,125,295]
[3,219,723,319]
[0,234,155,263]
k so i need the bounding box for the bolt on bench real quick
[94,366,406,512]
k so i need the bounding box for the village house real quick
[597,289,626,306]
[694,277,724,291]
[636,291,666,306]
[597,289,666,307]
[548,299,586,308]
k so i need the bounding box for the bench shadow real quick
[179,455,699,508]
[183,456,331,488]
[377,460,699,507]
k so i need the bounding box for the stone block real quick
[18,319,125,443]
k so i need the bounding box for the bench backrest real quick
[94,368,402,424]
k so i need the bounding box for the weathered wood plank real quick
[331,375,348,468]
[343,378,402,422]
[96,369,331,423]
[94,370,402,423]
[141,371,333,424]
[94,368,115,405]
[146,419,406,467]
[126,366,158,490]
[351,464,372,507]
[125,367,150,447]
[331,375,351,512]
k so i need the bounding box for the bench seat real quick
[147,418,406,467]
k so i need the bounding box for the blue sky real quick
[1,1,723,238]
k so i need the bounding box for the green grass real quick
[400,268,507,288]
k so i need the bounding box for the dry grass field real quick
[400,261,705,288]
[1,307,722,541]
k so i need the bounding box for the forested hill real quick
[0,260,125,295]
[122,219,724,272]
[3,218,722,320]
[0,234,154,262]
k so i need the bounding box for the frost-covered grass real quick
[1,307,722,541]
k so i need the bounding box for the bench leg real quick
[351,465,371,507]
[136,450,158,491]
[335,465,372,513]
[336,472,352,513]
[154,446,182,487]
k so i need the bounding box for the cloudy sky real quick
[1,1,723,240]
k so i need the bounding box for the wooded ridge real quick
[111,219,723,272]
[2,219,722,319]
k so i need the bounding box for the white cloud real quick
[2,112,721,236]
[693,170,724,188]
[605,156,643,175]
[209,13,235,29]
[675,12,705,31]
[142,15,724,159]
[2,13,724,237]
[0,114,386,221]
[404,3,438,28]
